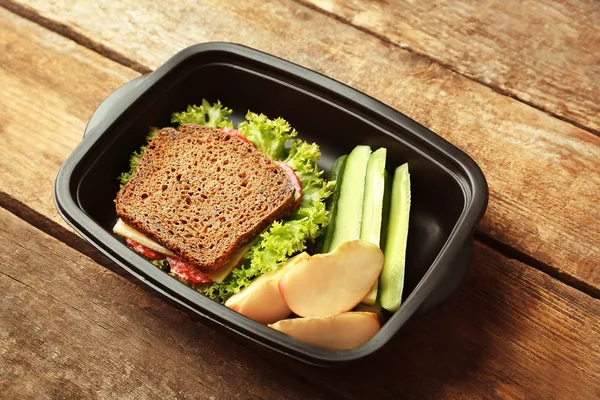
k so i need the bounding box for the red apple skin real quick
[225,253,309,324]
[226,275,291,324]
[228,303,240,313]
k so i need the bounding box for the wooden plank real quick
[291,240,600,399]
[0,207,334,400]
[302,0,600,134]
[0,7,140,228]
[1,207,598,399]
[1,2,599,292]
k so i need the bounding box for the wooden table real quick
[1,0,598,398]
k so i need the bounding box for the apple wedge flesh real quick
[269,312,380,350]
[279,240,384,317]
[225,253,310,324]
[354,302,384,320]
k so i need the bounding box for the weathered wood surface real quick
[1,207,598,399]
[294,242,600,399]
[0,8,138,229]
[301,0,600,134]
[1,1,599,292]
[0,3,599,398]
[0,208,332,400]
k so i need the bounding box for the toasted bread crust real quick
[116,125,295,271]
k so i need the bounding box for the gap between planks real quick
[0,0,151,75]
[1,190,598,301]
[0,193,138,283]
[292,0,600,138]
[474,232,600,299]
[0,192,354,400]
[1,0,597,139]
[0,2,597,299]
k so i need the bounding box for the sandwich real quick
[113,100,333,303]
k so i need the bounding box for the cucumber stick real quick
[380,163,411,312]
[379,170,392,252]
[329,145,372,251]
[360,148,387,305]
[318,155,348,253]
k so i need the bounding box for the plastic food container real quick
[54,42,488,366]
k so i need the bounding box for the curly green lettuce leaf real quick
[237,112,297,160]
[116,106,332,304]
[151,259,170,270]
[118,100,233,188]
[146,126,161,141]
[199,115,334,303]
[171,99,233,128]
[118,127,160,187]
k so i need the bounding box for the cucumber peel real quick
[360,148,387,305]
[379,170,392,252]
[318,155,348,253]
[380,163,411,312]
[329,145,372,251]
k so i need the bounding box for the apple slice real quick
[225,252,309,324]
[354,302,384,320]
[268,312,380,350]
[279,240,384,317]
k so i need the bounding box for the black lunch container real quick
[54,43,488,366]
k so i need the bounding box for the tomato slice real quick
[222,127,253,145]
[275,161,303,209]
[126,238,164,260]
[167,256,213,284]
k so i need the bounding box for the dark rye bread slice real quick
[116,124,295,271]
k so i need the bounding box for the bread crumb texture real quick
[116,125,295,271]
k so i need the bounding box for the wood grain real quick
[0,208,334,400]
[1,207,598,399]
[292,241,600,399]
[301,0,600,134]
[0,7,139,228]
[1,1,599,292]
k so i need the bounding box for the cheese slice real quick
[113,219,255,283]
[205,239,256,283]
[113,219,175,256]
